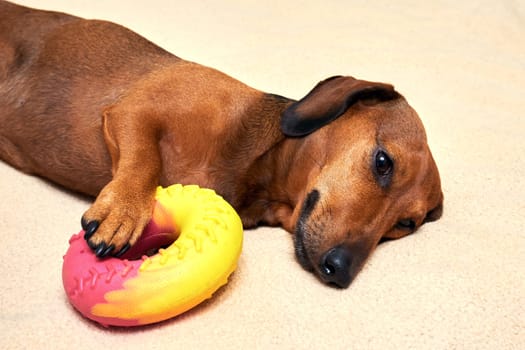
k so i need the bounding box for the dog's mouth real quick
[293,189,320,272]
[294,226,360,288]
[294,224,315,272]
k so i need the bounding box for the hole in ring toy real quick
[62,184,243,327]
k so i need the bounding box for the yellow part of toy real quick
[91,184,243,325]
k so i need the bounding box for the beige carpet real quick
[1,1,523,349]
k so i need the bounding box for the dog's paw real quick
[81,181,155,258]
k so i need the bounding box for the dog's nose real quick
[320,246,353,288]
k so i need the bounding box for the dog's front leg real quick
[81,105,161,257]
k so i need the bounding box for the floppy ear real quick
[281,76,401,137]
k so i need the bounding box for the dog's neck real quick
[234,94,324,232]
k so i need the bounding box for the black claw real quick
[115,243,131,258]
[83,220,100,240]
[81,217,89,230]
[83,230,94,240]
[100,244,115,258]
[95,242,107,257]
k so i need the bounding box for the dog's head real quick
[281,76,443,288]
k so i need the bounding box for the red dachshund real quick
[0,1,443,287]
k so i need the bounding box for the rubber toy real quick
[62,184,243,327]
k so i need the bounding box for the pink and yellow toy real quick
[62,184,243,327]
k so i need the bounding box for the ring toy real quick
[62,184,243,327]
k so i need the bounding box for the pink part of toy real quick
[62,210,177,327]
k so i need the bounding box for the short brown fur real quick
[0,1,443,287]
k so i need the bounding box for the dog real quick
[0,1,443,288]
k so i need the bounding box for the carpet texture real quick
[1,1,523,349]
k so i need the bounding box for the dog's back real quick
[0,1,79,84]
[0,1,179,193]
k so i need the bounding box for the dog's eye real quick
[396,219,416,230]
[375,150,393,176]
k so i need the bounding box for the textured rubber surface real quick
[62,184,243,327]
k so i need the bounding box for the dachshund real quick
[0,1,443,288]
